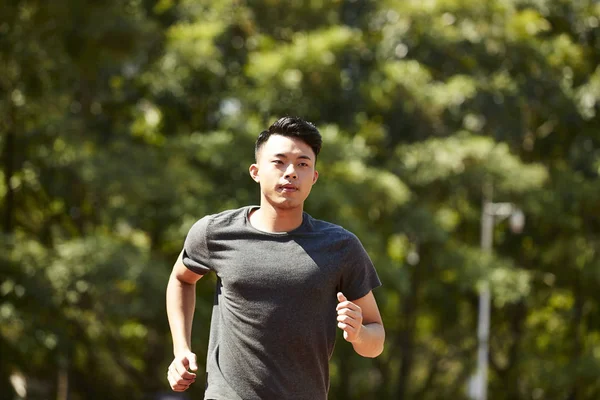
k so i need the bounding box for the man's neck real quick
[250,203,304,233]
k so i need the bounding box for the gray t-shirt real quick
[182,206,381,400]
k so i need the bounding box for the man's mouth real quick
[279,184,298,191]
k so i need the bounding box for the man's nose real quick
[284,164,297,179]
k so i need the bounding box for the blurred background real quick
[1,0,599,399]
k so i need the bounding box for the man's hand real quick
[167,352,198,392]
[336,292,364,342]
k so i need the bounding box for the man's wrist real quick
[344,323,364,344]
[352,323,380,344]
[173,347,192,357]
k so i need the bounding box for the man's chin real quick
[269,198,303,211]
[275,202,301,210]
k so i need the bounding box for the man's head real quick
[250,117,322,211]
[255,117,322,163]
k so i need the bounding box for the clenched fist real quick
[167,351,198,392]
[336,292,363,343]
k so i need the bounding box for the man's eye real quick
[272,160,283,164]
[299,163,308,167]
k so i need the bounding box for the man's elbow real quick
[365,338,385,358]
[356,343,384,358]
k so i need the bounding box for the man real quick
[166,116,385,399]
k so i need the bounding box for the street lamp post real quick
[470,200,524,400]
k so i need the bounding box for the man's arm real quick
[336,291,385,358]
[166,251,204,392]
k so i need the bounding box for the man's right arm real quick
[166,250,204,392]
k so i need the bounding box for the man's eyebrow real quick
[273,153,313,161]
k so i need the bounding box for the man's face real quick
[250,134,319,210]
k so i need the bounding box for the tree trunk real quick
[396,262,421,399]
[57,362,69,400]
[336,348,351,400]
[3,129,15,235]
[567,274,584,400]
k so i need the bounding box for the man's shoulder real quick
[208,206,250,224]
[189,206,250,234]
[305,214,358,241]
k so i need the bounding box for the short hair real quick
[255,117,322,161]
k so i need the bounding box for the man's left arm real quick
[336,291,385,358]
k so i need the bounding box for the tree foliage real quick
[1,0,600,399]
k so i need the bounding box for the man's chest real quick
[209,237,342,302]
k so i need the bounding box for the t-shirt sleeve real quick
[182,216,212,275]
[338,234,382,301]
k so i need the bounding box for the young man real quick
[166,117,384,399]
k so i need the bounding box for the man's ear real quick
[312,170,319,184]
[249,163,260,183]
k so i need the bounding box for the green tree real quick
[2,0,600,399]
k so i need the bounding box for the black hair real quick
[255,116,322,161]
